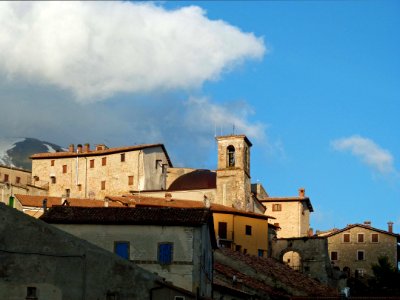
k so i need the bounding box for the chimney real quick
[308,227,314,237]
[165,193,172,202]
[77,144,83,153]
[388,221,393,233]
[84,143,90,153]
[299,188,305,198]
[69,144,75,152]
[364,220,371,227]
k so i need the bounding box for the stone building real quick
[0,203,199,300]
[258,188,314,238]
[30,143,172,199]
[322,222,399,277]
[0,165,47,206]
[41,206,216,298]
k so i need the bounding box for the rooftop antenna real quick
[232,123,235,135]
[214,123,217,138]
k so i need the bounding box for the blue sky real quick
[0,1,398,232]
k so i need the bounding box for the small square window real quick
[114,241,129,259]
[101,181,106,190]
[258,249,264,257]
[245,225,252,236]
[90,159,95,168]
[331,251,338,261]
[102,157,107,166]
[371,233,379,243]
[128,176,134,186]
[78,184,82,191]
[62,165,67,173]
[50,176,56,184]
[218,222,227,239]
[357,233,364,243]
[26,286,37,299]
[357,250,365,261]
[272,203,282,211]
[15,176,21,184]
[51,160,55,166]
[158,243,173,265]
[4,174,9,182]
[121,153,125,162]
[343,233,350,243]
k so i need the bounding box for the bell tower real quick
[216,135,252,210]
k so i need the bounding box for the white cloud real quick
[331,135,395,174]
[0,1,265,101]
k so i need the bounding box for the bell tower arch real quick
[216,135,252,210]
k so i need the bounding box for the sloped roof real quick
[30,143,172,166]
[106,195,274,220]
[323,223,400,238]
[259,196,314,212]
[168,169,216,191]
[215,248,338,298]
[40,206,212,227]
[14,194,123,208]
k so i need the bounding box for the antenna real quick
[214,123,217,138]
[232,124,235,135]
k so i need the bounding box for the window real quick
[331,251,338,261]
[114,241,129,259]
[357,233,364,243]
[218,222,227,239]
[34,176,39,181]
[357,250,365,261]
[155,159,162,169]
[227,145,235,167]
[274,223,280,227]
[101,181,106,190]
[120,153,125,162]
[62,165,67,173]
[245,225,252,236]
[235,245,242,252]
[371,233,379,243]
[258,249,264,257]
[90,159,95,168]
[128,176,134,186]
[272,204,282,211]
[102,157,107,166]
[65,189,70,197]
[158,243,173,265]
[26,287,37,299]
[243,249,248,254]
[50,176,56,184]
[51,160,55,166]
[4,174,9,182]
[78,184,82,192]
[15,176,21,184]
[174,297,185,300]
[343,233,350,243]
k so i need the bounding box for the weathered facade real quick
[0,203,198,300]
[323,223,399,277]
[41,206,215,298]
[30,143,172,199]
[259,188,313,238]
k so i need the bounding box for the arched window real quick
[227,145,235,167]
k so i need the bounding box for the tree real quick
[369,256,400,296]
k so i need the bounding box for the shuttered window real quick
[114,241,129,259]
[158,243,173,265]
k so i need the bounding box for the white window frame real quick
[343,233,351,243]
[371,233,379,243]
[357,233,365,243]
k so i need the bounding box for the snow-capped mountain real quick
[0,138,64,170]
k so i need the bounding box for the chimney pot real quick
[388,221,394,233]
[165,193,172,202]
[364,221,371,226]
[69,144,75,152]
[84,143,90,153]
[77,144,83,153]
[299,188,305,198]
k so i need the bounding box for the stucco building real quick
[30,143,172,199]
[41,206,216,298]
[0,203,199,300]
[322,222,399,277]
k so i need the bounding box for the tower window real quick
[120,153,125,162]
[227,145,235,167]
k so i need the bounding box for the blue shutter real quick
[115,242,129,259]
[158,243,173,265]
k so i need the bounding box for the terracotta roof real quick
[14,194,123,208]
[323,223,400,238]
[260,196,314,212]
[215,248,338,298]
[30,143,172,167]
[0,164,31,173]
[40,206,212,226]
[106,195,274,220]
[168,169,216,191]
